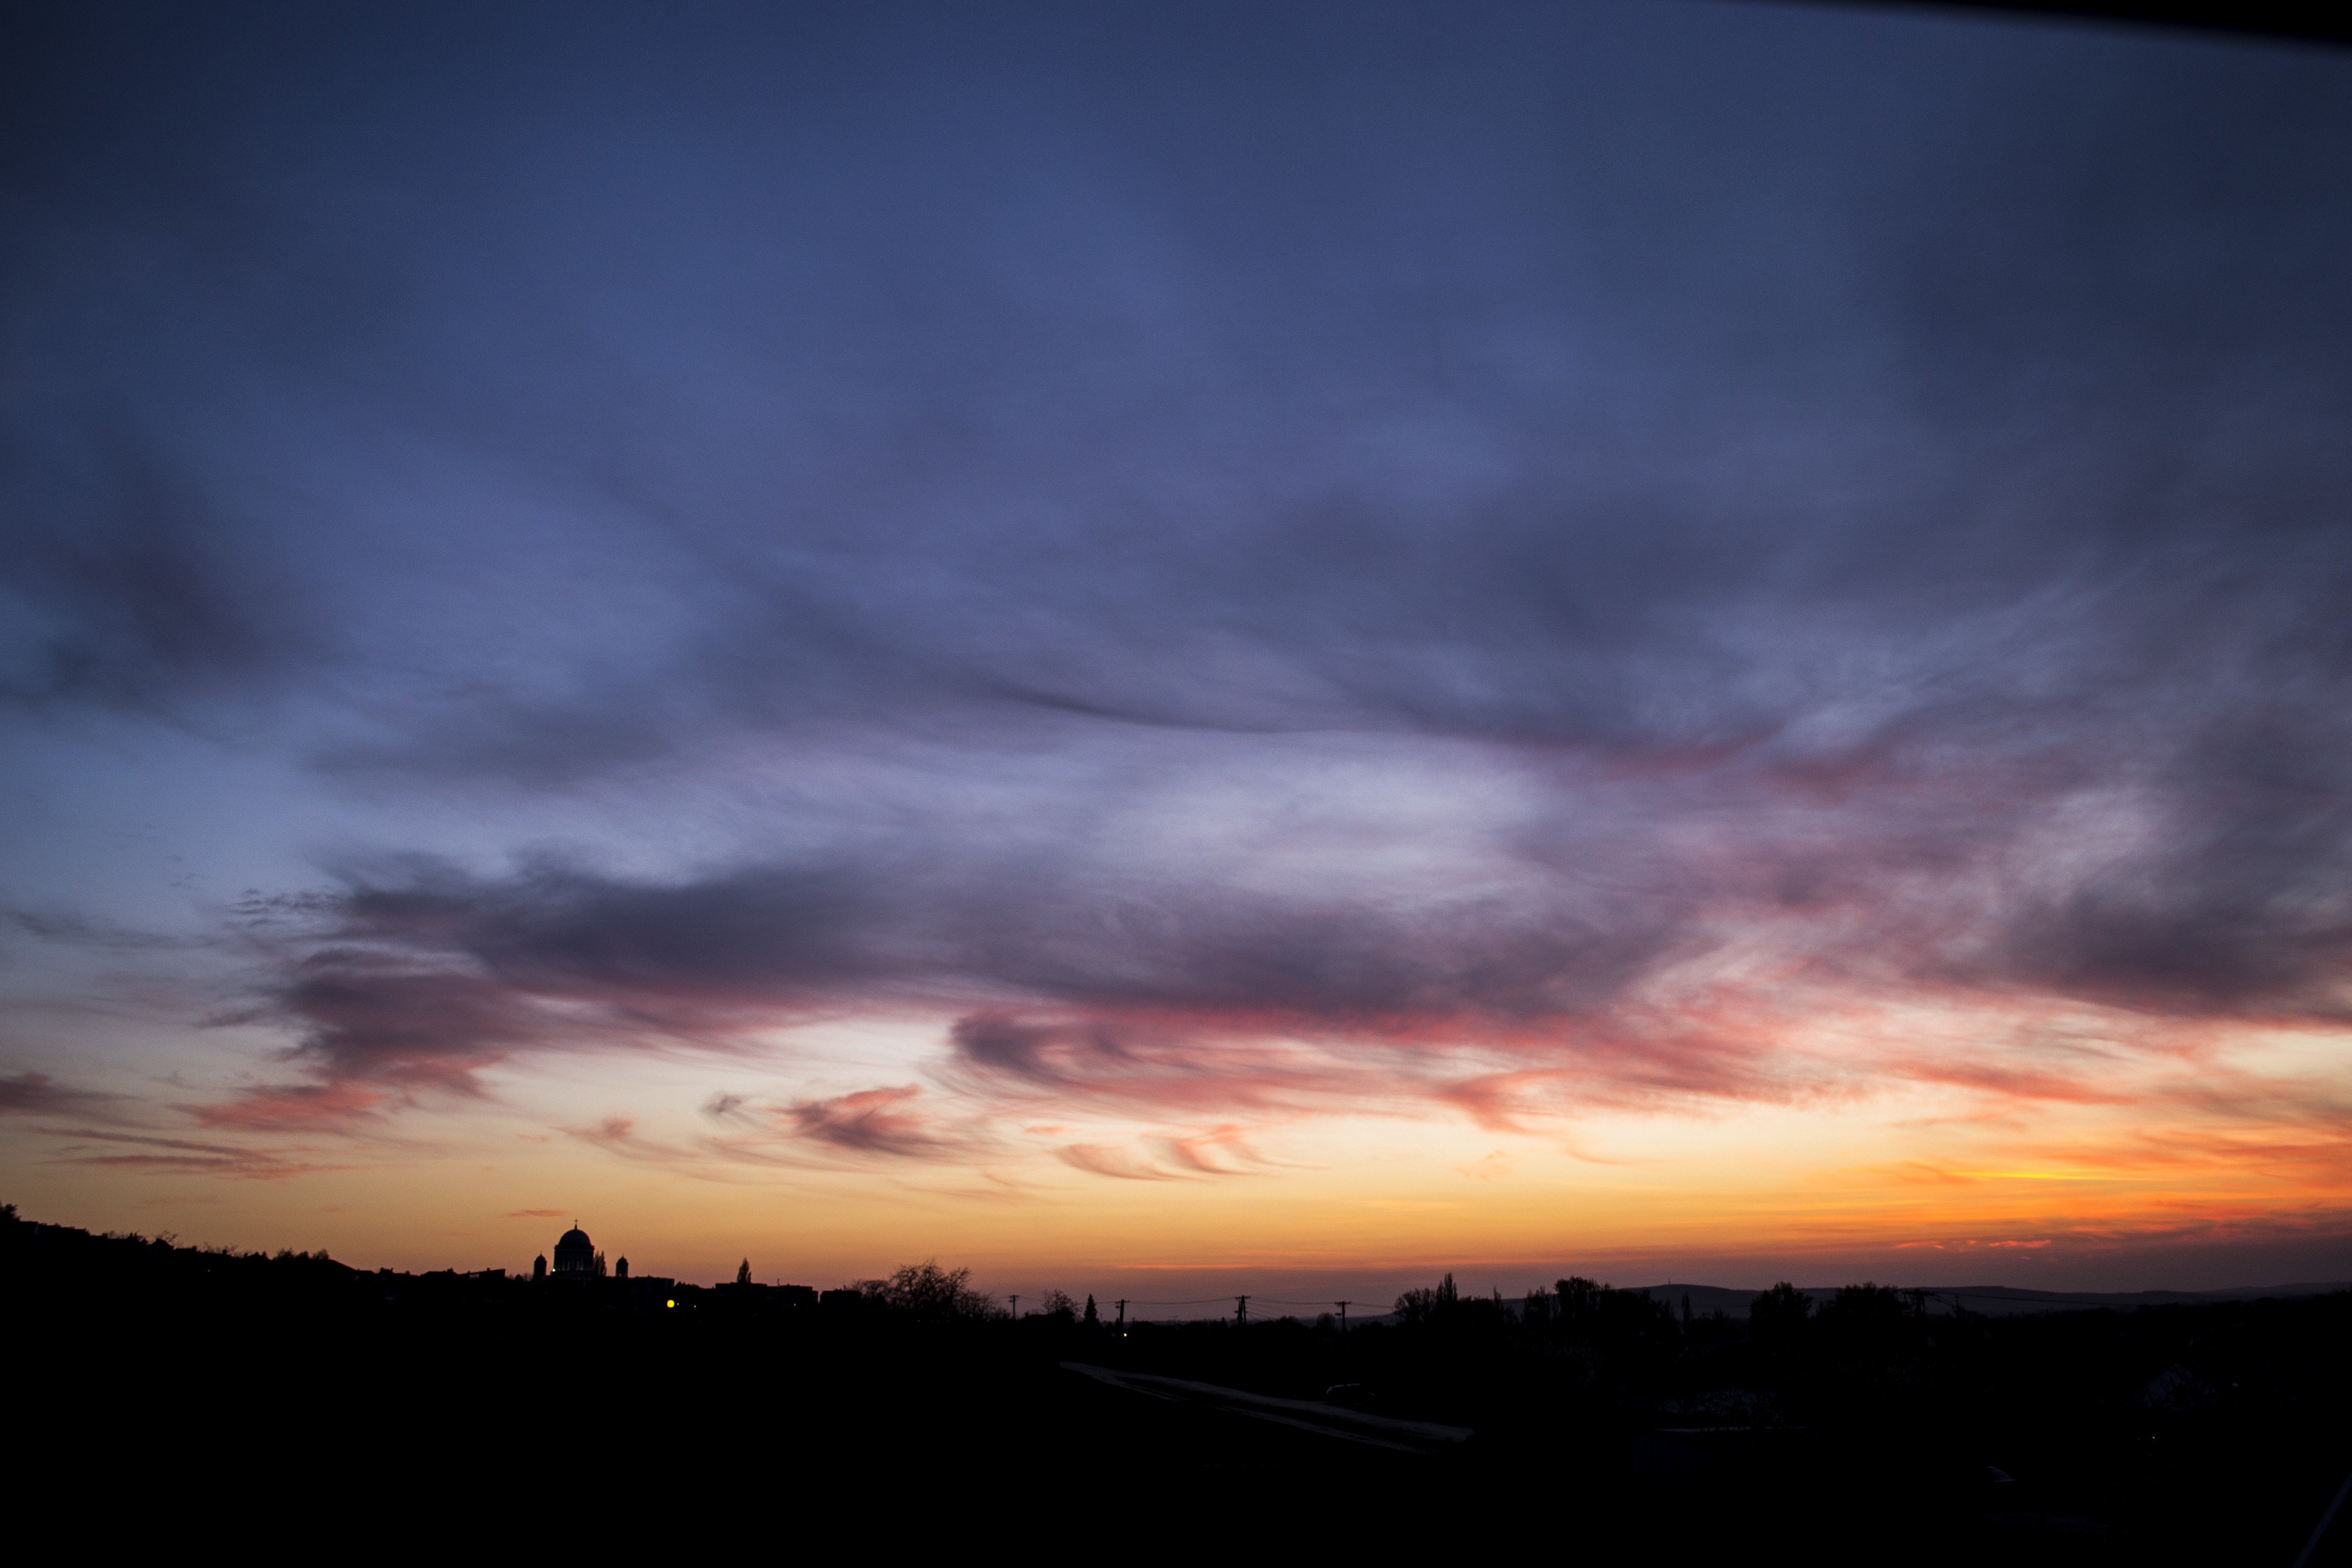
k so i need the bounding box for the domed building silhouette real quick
[551,1222,601,1280]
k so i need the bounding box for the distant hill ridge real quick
[1620,1280,2352,1318]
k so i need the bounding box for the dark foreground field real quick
[10,1211,2352,1562]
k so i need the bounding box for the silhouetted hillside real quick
[9,1207,2352,1561]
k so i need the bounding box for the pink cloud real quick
[1057,1143,1187,1181]
[785,1084,958,1158]
[182,795,2352,1160]
[188,1081,389,1132]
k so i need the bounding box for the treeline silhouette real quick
[8,1205,2352,1562]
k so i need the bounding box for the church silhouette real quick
[531,1222,625,1282]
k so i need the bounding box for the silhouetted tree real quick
[1749,1280,1813,1350]
[867,1259,999,1323]
[736,1258,752,1286]
[1818,1281,1907,1326]
[1815,1282,1915,1364]
[1555,1276,1603,1333]
[1394,1272,1517,1336]
[1394,1271,1461,1325]
[1083,1294,1099,1327]
[1548,1278,1675,1354]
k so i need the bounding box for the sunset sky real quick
[5,1,2352,1305]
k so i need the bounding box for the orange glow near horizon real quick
[12,991,2350,1302]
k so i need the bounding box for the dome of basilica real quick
[551,1224,597,1278]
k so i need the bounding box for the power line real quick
[1102,1295,1389,1310]
[1107,1295,1253,1308]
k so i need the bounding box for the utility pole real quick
[1009,1294,1020,1318]
[1235,1294,1250,1327]
[1115,1298,1128,1333]
[1335,1300,1350,1334]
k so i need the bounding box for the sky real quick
[5,0,2352,1306]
